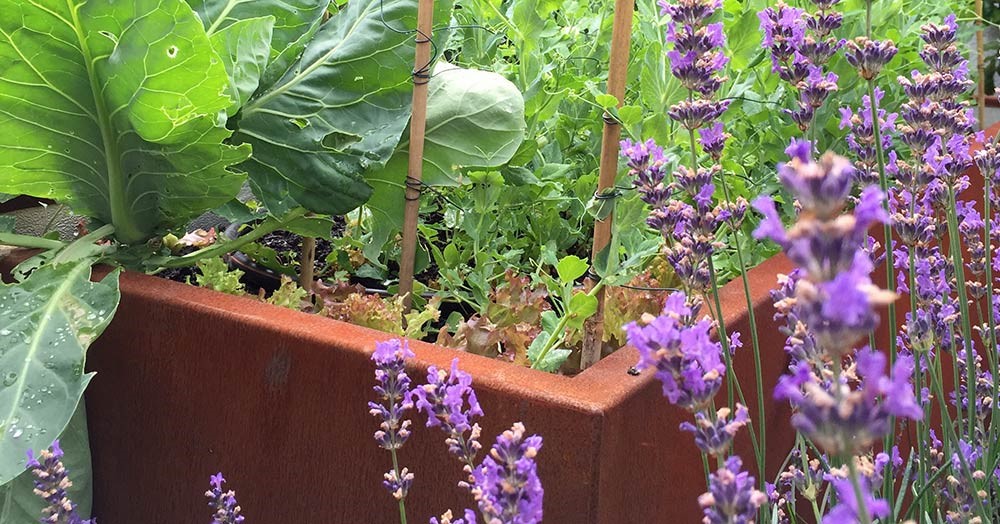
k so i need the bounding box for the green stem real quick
[983,179,1000,473]
[160,209,307,269]
[847,458,873,524]
[67,3,142,244]
[51,224,115,265]
[390,448,408,524]
[529,281,606,370]
[944,186,977,440]
[717,177,767,488]
[0,232,65,250]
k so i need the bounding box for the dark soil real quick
[258,230,334,274]
[157,265,201,284]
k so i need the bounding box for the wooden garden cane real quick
[581,0,635,370]
[399,0,435,311]
[977,0,985,131]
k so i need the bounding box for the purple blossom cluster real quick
[775,349,921,455]
[468,423,544,524]
[699,456,767,524]
[370,341,544,524]
[207,472,246,524]
[370,339,417,500]
[625,292,726,412]
[840,88,898,185]
[758,0,843,131]
[625,291,757,522]
[26,440,94,524]
[414,358,485,468]
[661,0,730,130]
[755,140,922,522]
[756,141,895,357]
[622,0,748,301]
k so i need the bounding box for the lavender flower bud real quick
[370,339,416,451]
[430,509,479,524]
[206,472,245,524]
[822,474,889,524]
[414,358,485,465]
[27,441,94,524]
[698,456,766,524]
[679,404,751,456]
[845,37,898,80]
[625,292,728,412]
[469,423,544,524]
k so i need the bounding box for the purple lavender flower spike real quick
[370,339,416,452]
[845,37,898,80]
[625,291,728,412]
[776,347,921,455]
[27,441,94,524]
[680,404,751,456]
[699,122,729,161]
[621,138,670,207]
[699,456,767,524]
[759,2,806,76]
[414,358,485,466]
[430,510,478,524]
[207,472,246,524]
[822,475,889,524]
[668,99,731,131]
[469,423,544,524]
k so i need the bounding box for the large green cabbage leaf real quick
[234,0,451,217]
[0,0,249,244]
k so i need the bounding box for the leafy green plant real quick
[0,0,525,507]
[195,257,246,295]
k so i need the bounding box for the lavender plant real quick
[27,440,242,524]
[370,341,544,524]
[622,0,1000,521]
[206,473,246,524]
[26,441,93,524]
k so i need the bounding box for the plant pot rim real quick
[75,246,794,413]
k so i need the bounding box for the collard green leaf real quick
[365,63,526,253]
[210,16,276,115]
[0,0,249,244]
[0,262,119,485]
[188,0,331,82]
[0,404,93,521]
[235,0,431,217]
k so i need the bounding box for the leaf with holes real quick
[0,0,249,244]
[187,0,331,84]
[235,0,454,217]
[209,16,276,115]
[0,262,119,486]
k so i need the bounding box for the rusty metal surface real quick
[61,251,794,524]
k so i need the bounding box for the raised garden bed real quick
[2,249,795,523]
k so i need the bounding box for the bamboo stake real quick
[977,0,986,130]
[398,0,435,311]
[300,236,316,290]
[581,0,636,370]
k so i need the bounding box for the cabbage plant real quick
[0,0,524,513]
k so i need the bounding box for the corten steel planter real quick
[0,249,796,523]
[3,124,996,522]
